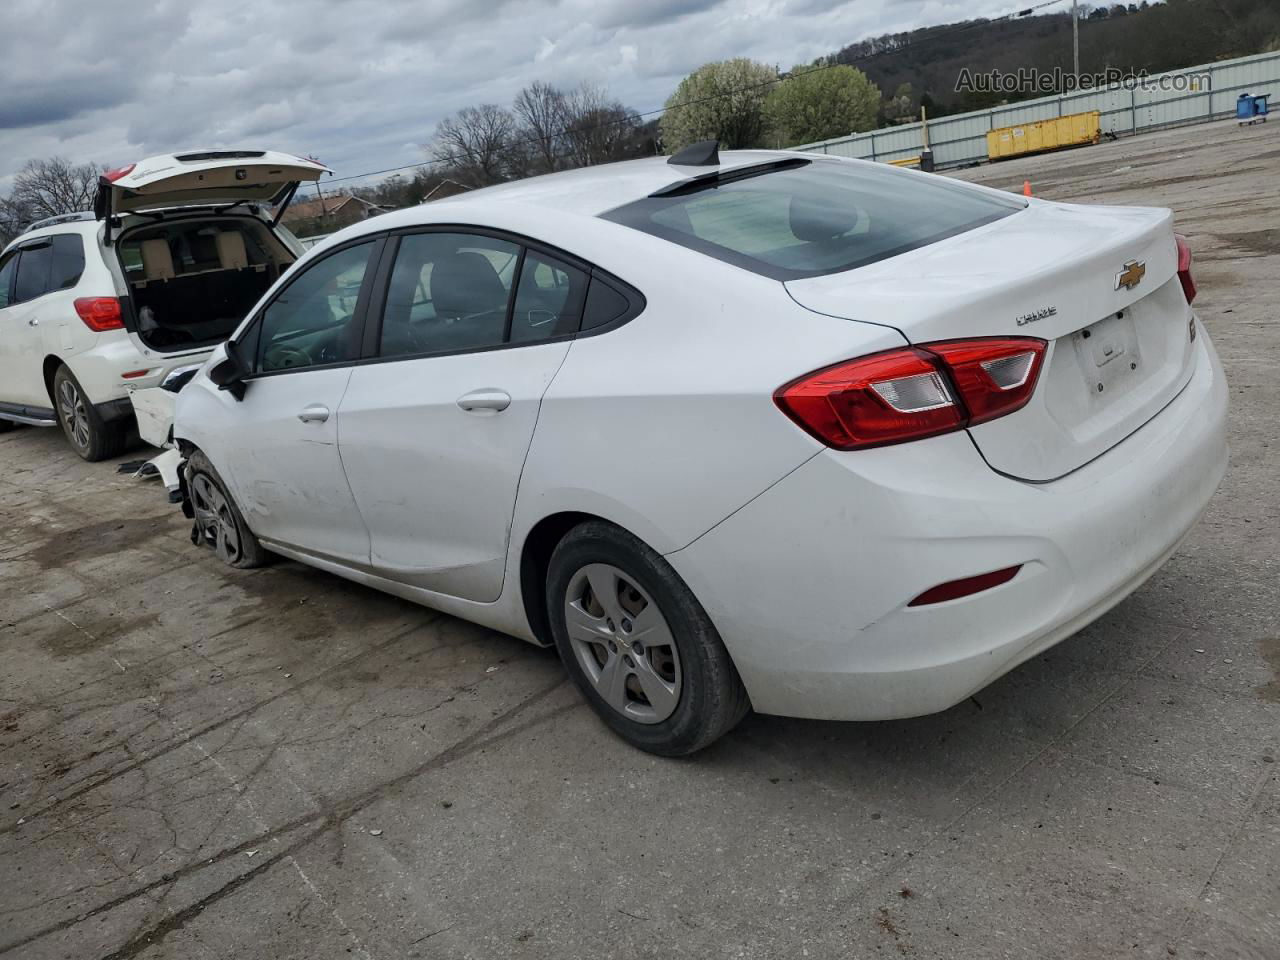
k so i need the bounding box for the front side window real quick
[0,251,17,309]
[255,241,374,373]
[13,242,53,304]
[602,159,1024,281]
[379,233,520,358]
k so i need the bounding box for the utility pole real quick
[1072,0,1080,84]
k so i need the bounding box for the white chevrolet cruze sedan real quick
[174,145,1228,755]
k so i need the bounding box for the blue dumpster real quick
[1237,93,1270,122]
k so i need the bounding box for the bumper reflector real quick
[908,565,1022,607]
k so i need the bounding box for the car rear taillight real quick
[774,337,1047,450]
[1174,234,1196,305]
[103,163,136,183]
[74,297,124,332]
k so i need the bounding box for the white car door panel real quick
[210,238,381,565]
[0,243,61,408]
[219,367,370,563]
[338,342,571,601]
[335,231,587,603]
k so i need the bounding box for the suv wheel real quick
[53,365,127,462]
[546,521,750,756]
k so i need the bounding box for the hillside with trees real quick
[839,0,1280,116]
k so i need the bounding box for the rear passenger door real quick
[0,236,84,408]
[336,230,590,603]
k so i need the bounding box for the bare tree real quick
[562,84,642,167]
[429,104,517,187]
[10,157,102,221]
[513,81,569,174]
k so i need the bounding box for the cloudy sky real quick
[0,0,1024,192]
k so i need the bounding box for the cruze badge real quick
[1115,259,1146,290]
[1016,306,1057,326]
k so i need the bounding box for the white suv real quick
[0,150,326,459]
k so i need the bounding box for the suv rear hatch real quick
[785,200,1196,482]
[95,150,329,224]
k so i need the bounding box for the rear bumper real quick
[72,335,214,407]
[666,326,1228,721]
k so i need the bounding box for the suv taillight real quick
[102,163,136,183]
[774,337,1047,450]
[1174,233,1196,305]
[74,297,124,332]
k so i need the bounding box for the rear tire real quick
[0,419,15,433]
[52,365,127,462]
[547,521,749,756]
[185,450,269,569]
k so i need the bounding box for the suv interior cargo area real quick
[120,217,295,351]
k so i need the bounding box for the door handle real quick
[297,403,330,423]
[28,318,39,327]
[456,389,511,413]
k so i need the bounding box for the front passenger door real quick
[213,239,381,565]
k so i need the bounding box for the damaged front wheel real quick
[186,450,269,569]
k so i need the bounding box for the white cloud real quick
[0,0,1020,189]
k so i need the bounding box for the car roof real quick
[297,150,849,259]
[4,216,101,254]
[430,150,830,217]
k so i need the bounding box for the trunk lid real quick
[96,150,329,217]
[785,200,1195,482]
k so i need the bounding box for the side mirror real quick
[208,340,249,401]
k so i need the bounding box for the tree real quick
[880,81,917,126]
[429,104,517,187]
[513,81,569,174]
[562,84,642,167]
[660,58,778,152]
[10,157,102,221]
[766,63,882,145]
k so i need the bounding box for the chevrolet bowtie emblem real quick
[1115,259,1146,291]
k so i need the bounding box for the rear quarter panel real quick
[501,210,909,558]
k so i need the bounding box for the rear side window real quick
[602,159,1024,281]
[49,235,85,291]
[13,243,53,303]
[582,278,633,330]
[379,232,521,358]
[509,251,587,343]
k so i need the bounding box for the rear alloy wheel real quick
[547,521,749,756]
[52,365,127,462]
[186,450,268,569]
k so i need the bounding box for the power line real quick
[307,0,1071,194]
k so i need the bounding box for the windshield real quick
[602,159,1025,281]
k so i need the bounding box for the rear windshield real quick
[602,159,1025,281]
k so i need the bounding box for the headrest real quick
[789,195,860,242]
[216,231,249,270]
[140,238,175,281]
[429,252,508,319]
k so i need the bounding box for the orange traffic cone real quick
[1023,180,1033,197]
